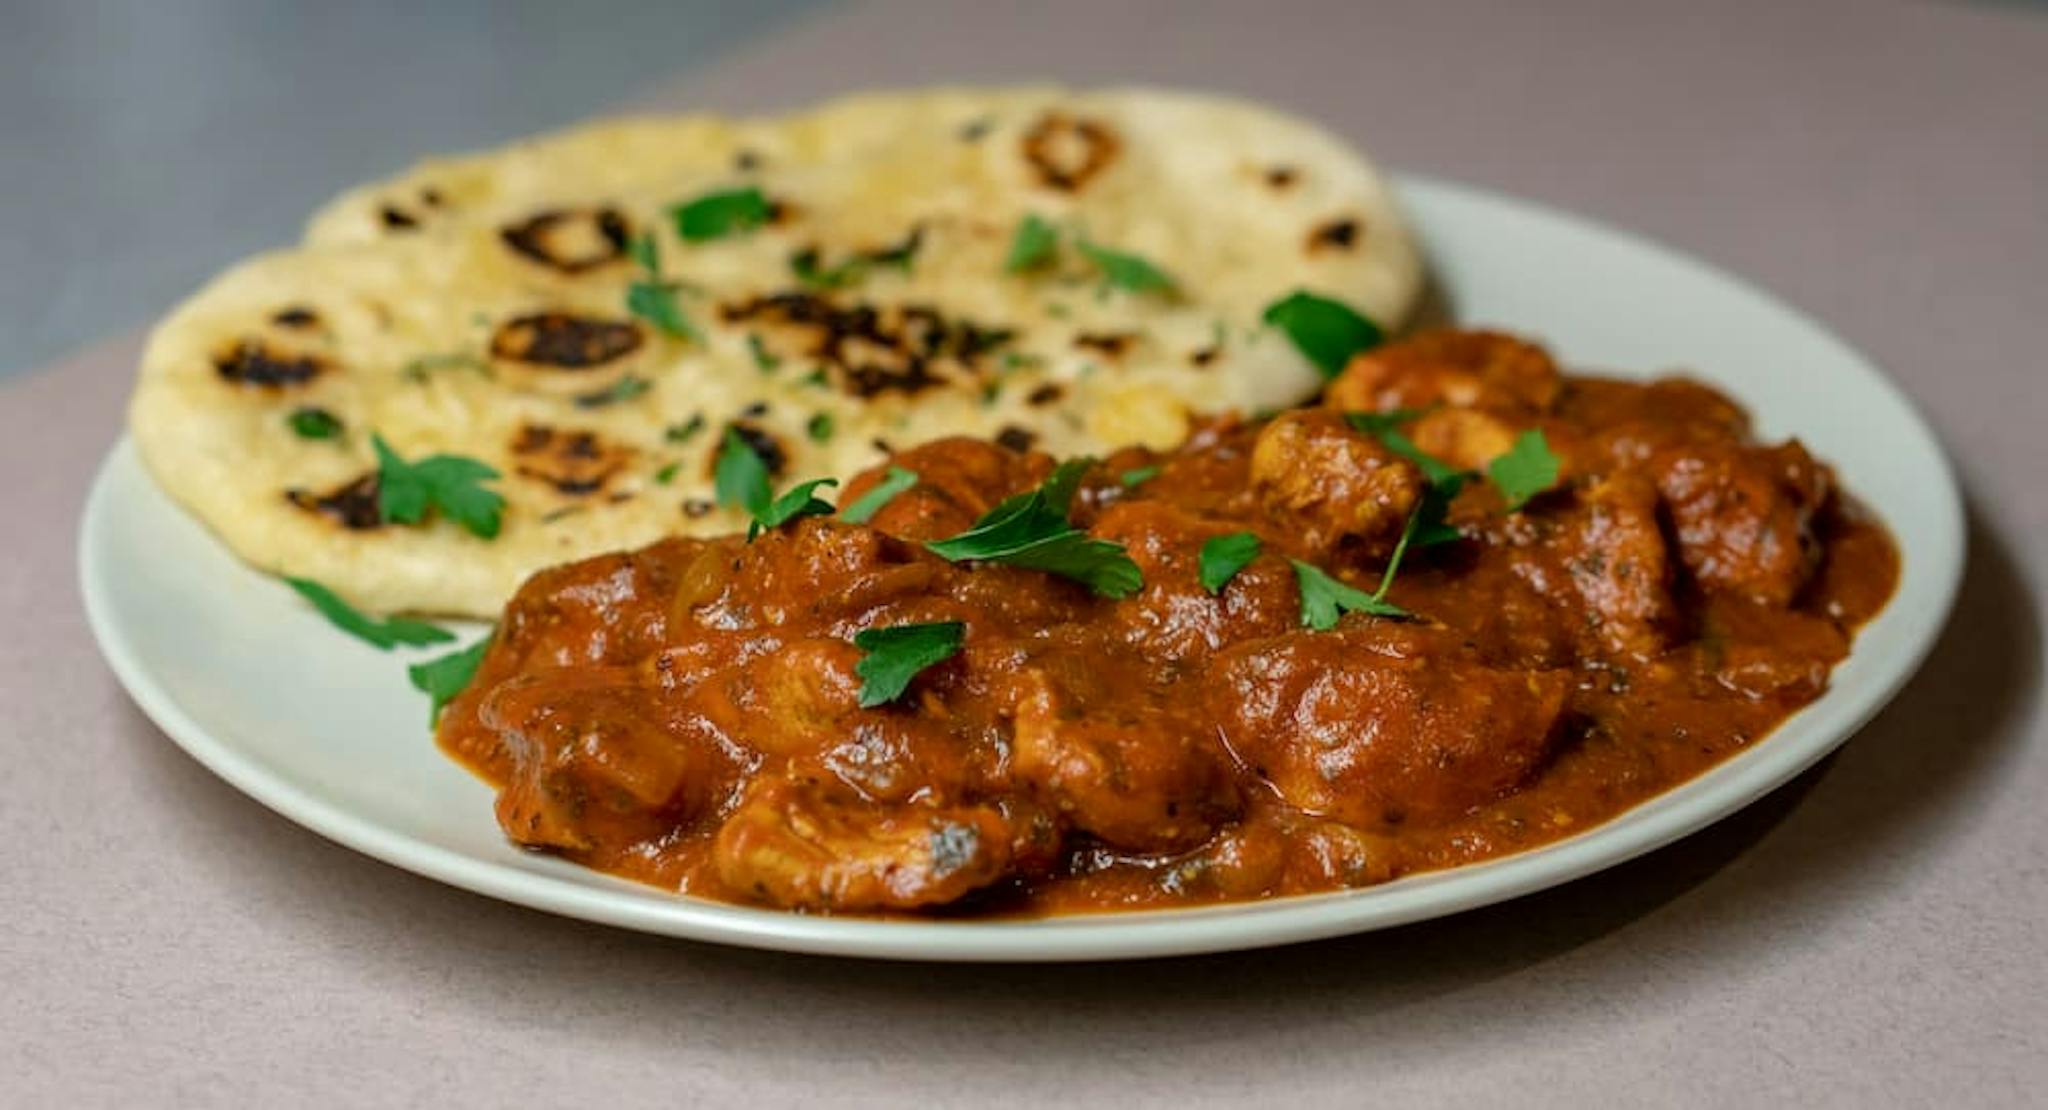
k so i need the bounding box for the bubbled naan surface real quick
[130,86,1421,616]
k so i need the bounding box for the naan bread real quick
[130,86,1422,616]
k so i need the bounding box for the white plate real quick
[80,176,1963,961]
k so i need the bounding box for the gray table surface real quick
[5,1,2046,1105]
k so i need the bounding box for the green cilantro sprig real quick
[1290,560,1410,630]
[852,621,965,707]
[839,465,918,525]
[372,434,505,539]
[1002,217,1174,296]
[284,577,455,650]
[714,427,837,539]
[1199,532,1262,595]
[1263,290,1384,378]
[924,459,1143,598]
[408,635,493,724]
[1487,429,1562,510]
[288,407,343,440]
[1005,214,1060,273]
[671,187,772,242]
[1076,238,1175,296]
[790,229,922,289]
[624,233,701,340]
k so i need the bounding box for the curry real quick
[437,330,1896,915]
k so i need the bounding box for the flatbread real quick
[130,86,1422,617]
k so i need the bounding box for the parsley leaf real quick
[1199,532,1262,595]
[1290,560,1409,630]
[654,461,681,485]
[671,187,772,241]
[408,635,493,724]
[665,414,707,444]
[1345,409,1463,486]
[285,577,454,650]
[714,427,772,518]
[748,333,781,372]
[1262,290,1384,378]
[806,412,834,443]
[288,407,343,440]
[790,248,864,289]
[924,459,1143,598]
[573,374,651,408]
[1005,214,1059,273]
[624,233,701,340]
[715,428,836,539]
[1119,464,1161,488]
[750,478,839,540]
[372,434,505,539]
[1076,238,1176,296]
[839,465,918,524]
[852,621,965,708]
[1487,428,1561,511]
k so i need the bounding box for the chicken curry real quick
[436,330,1896,915]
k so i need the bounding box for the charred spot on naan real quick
[499,207,631,274]
[1264,165,1300,190]
[510,424,635,497]
[721,293,1013,400]
[214,339,328,389]
[1308,217,1362,254]
[1073,332,1138,360]
[1021,112,1119,192]
[489,312,643,370]
[269,306,321,330]
[286,472,383,530]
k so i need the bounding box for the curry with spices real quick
[437,330,1896,915]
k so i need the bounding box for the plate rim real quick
[79,173,1966,962]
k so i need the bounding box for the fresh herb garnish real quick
[752,479,838,539]
[839,465,918,524]
[653,461,681,485]
[806,412,835,443]
[925,459,1144,598]
[573,374,652,409]
[665,414,707,444]
[748,333,781,372]
[714,427,837,539]
[671,186,772,241]
[852,621,965,708]
[1005,214,1060,273]
[1290,559,1409,630]
[1262,290,1384,378]
[408,635,493,724]
[372,434,505,539]
[1487,429,1561,511]
[1345,409,1462,485]
[624,233,701,340]
[288,407,343,440]
[284,577,454,650]
[789,248,864,289]
[1076,238,1176,296]
[1199,532,1262,595]
[1119,464,1161,488]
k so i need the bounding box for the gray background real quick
[1,0,816,377]
[4,1,2045,1106]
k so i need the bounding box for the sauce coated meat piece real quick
[436,329,1897,916]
